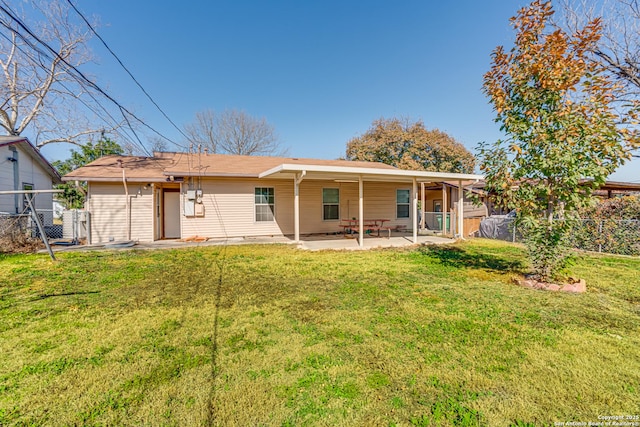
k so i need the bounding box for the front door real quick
[163,190,181,239]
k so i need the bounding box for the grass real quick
[0,239,639,426]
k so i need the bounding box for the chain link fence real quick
[568,219,640,256]
[0,209,61,238]
[479,216,640,256]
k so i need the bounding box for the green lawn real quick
[1,239,639,426]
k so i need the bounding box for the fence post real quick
[598,220,603,253]
[512,219,516,243]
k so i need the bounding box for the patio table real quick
[339,219,391,238]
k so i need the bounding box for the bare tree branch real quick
[183,109,287,156]
[0,0,122,148]
[556,0,640,98]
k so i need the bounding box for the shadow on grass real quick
[34,290,100,300]
[418,244,526,274]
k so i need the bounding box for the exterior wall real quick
[87,182,153,243]
[307,181,414,232]
[180,178,293,238]
[0,143,54,223]
[0,146,14,213]
[87,178,418,242]
[449,187,488,218]
[181,178,415,239]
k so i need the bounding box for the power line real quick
[0,19,148,155]
[0,1,184,151]
[65,0,191,143]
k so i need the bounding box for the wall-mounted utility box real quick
[184,199,195,216]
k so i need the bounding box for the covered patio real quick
[259,162,483,247]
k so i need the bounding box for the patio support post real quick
[294,171,306,243]
[412,177,418,244]
[358,175,364,247]
[420,182,425,230]
[457,180,464,238]
[442,183,447,234]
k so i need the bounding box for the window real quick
[396,189,410,218]
[255,187,275,222]
[433,199,443,213]
[22,183,33,211]
[322,188,339,220]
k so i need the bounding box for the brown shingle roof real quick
[62,152,397,182]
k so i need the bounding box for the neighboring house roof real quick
[471,178,640,197]
[63,151,484,183]
[0,136,62,184]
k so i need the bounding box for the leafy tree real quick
[480,0,639,280]
[345,117,475,173]
[53,137,123,209]
[183,109,285,156]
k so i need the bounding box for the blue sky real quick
[35,0,639,182]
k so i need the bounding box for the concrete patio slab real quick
[46,232,455,253]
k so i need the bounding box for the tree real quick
[480,0,639,280]
[345,117,475,173]
[183,109,285,156]
[0,0,118,147]
[53,136,123,209]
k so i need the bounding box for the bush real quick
[0,216,43,254]
[570,196,640,256]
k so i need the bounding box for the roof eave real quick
[259,163,483,181]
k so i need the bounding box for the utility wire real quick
[0,2,184,150]
[0,20,149,155]
[65,0,191,143]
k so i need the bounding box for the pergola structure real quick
[259,163,483,247]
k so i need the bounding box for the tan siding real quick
[297,181,414,234]
[181,179,293,238]
[89,178,425,241]
[88,183,153,243]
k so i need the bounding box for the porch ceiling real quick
[258,163,483,183]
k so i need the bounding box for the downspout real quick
[76,180,90,245]
[9,146,18,213]
[120,161,131,241]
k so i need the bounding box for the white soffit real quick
[258,163,483,183]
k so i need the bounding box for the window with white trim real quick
[322,188,339,220]
[396,189,410,218]
[255,187,275,221]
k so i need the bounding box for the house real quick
[62,151,483,247]
[0,136,62,226]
